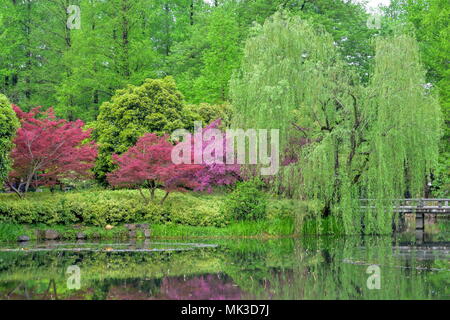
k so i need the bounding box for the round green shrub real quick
[93,77,188,184]
[222,179,268,221]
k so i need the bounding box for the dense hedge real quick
[0,188,296,228]
[0,190,229,227]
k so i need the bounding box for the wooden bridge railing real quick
[360,199,450,214]
[359,199,450,234]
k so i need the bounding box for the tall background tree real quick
[383,0,449,196]
[1,0,379,119]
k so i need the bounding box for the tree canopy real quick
[230,13,442,234]
[93,77,188,184]
[0,0,382,120]
[8,106,97,198]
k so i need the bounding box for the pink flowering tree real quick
[194,119,241,192]
[8,106,98,198]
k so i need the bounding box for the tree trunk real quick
[160,191,170,204]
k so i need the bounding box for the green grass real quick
[0,223,28,242]
[151,218,294,238]
[0,218,294,242]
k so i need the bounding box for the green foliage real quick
[231,12,442,235]
[0,223,27,242]
[0,0,393,116]
[0,94,19,185]
[151,218,293,238]
[55,0,165,121]
[0,189,228,227]
[167,195,228,227]
[431,153,450,197]
[0,0,71,109]
[296,0,379,82]
[222,180,268,221]
[185,102,233,126]
[385,0,450,196]
[362,34,441,233]
[93,77,186,183]
[168,4,242,104]
[266,199,296,220]
[192,8,242,103]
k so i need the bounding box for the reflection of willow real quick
[225,237,444,299]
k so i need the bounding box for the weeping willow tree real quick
[360,35,442,234]
[230,12,442,235]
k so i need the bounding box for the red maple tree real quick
[7,106,98,198]
[107,133,201,204]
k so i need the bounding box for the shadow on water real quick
[0,220,448,300]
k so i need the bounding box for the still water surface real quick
[0,227,448,300]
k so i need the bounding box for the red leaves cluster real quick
[107,133,202,201]
[8,106,97,196]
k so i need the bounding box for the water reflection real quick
[0,228,448,300]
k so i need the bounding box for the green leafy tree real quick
[0,0,381,118]
[231,13,441,234]
[0,94,19,185]
[56,0,162,121]
[384,0,449,196]
[0,0,79,109]
[169,4,242,104]
[193,8,241,103]
[185,102,233,126]
[93,77,186,184]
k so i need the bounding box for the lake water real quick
[0,224,448,300]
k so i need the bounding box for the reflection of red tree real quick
[158,274,242,300]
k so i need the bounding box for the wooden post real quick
[415,229,424,245]
[415,212,424,230]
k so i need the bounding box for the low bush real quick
[169,201,228,227]
[0,187,297,229]
[266,199,296,219]
[221,179,268,221]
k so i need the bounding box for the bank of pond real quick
[1,189,449,242]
